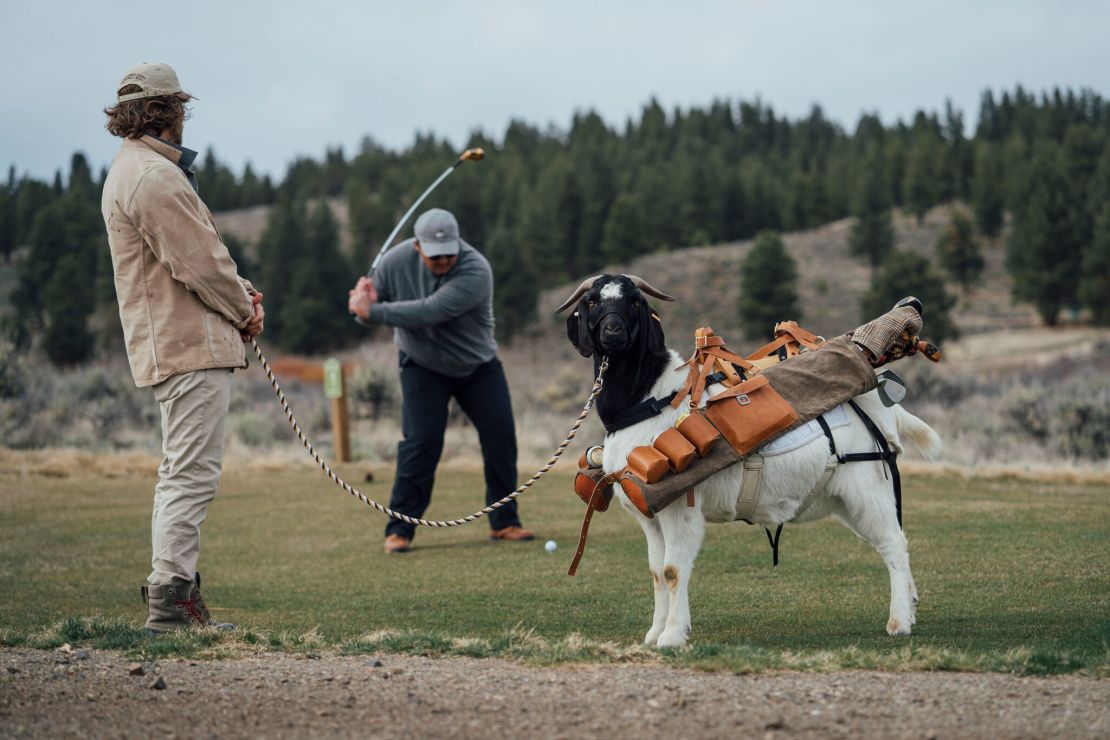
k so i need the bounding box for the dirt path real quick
[1,647,1106,739]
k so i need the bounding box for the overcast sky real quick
[2,1,1107,182]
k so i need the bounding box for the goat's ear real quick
[566,301,595,358]
[644,302,666,354]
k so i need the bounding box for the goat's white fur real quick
[602,350,942,647]
[599,280,624,301]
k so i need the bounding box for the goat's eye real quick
[587,300,596,308]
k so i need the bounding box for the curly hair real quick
[104,85,193,139]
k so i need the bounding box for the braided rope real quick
[250,337,608,527]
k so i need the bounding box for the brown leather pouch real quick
[626,446,670,483]
[675,412,720,456]
[619,473,652,518]
[574,469,612,512]
[703,374,799,455]
[653,428,696,473]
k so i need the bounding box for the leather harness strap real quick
[568,471,622,576]
[672,329,757,410]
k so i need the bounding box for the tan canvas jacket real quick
[101,136,256,387]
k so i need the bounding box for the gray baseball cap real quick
[414,208,460,257]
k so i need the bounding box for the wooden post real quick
[323,358,351,462]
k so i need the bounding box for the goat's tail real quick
[893,406,943,460]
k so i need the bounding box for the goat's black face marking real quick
[564,274,671,425]
[565,274,665,360]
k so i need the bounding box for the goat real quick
[559,274,942,648]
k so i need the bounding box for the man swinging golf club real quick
[348,209,535,552]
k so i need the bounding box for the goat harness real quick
[569,322,908,575]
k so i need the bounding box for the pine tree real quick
[1078,204,1110,325]
[971,143,1005,238]
[257,194,307,343]
[1007,144,1085,325]
[484,222,538,341]
[937,209,985,292]
[600,192,648,266]
[519,157,582,281]
[277,200,355,353]
[0,183,14,262]
[903,134,940,223]
[12,192,99,361]
[738,230,801,341]
[43,251,95,364]
[861,251,957,344]
[850,148,895,271]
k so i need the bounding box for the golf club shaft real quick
[368,164,457,275]
[367,148,484,276]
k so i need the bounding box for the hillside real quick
[535,203,1036,347]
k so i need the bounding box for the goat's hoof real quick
[886,617,912,637]
[644,627,663,646]
[655,628,689,648]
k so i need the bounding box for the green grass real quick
[1,462,1107,675]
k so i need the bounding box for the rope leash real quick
[250,337,608,527]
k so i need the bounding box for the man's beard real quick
[168,118,184,145]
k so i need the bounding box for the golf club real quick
[366,147,485,276]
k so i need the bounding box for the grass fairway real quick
[1,461,1107,675]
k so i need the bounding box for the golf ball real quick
[545,540,557,553]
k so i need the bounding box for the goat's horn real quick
[623,275,676,302]
[554,275,603,313]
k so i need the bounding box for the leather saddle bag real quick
[702,374,799,455]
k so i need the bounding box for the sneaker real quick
[384,534,412,553]
[489,526,536,542]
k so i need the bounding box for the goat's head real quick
[555,274,675,359]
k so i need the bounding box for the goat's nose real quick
[602,324,623,336]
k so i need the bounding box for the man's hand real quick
[348,277,378,320]
[241,291,265,341]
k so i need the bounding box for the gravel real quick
[1,647,1107,738]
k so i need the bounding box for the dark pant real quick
[385,357,520,540]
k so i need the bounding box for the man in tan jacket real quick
[101,62,264,634]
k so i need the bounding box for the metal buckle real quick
[736,394,751,406]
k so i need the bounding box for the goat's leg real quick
[654,505,705,648]
[835,492,915,636]
[636,517,669,646]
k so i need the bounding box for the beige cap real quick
[116,62,187,102]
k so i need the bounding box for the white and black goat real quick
[560,274,942,648]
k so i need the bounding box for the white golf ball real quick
[544,540,557,553]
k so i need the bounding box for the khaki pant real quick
[148,369,232,586]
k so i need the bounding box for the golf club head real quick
[876,369,908,407]
[460,147,485,162]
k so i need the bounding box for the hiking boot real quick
[489,526,536,542]
[384,534,412,553]
[191,572,234,631]
[849,298,924,368]
[141,579,206,635]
